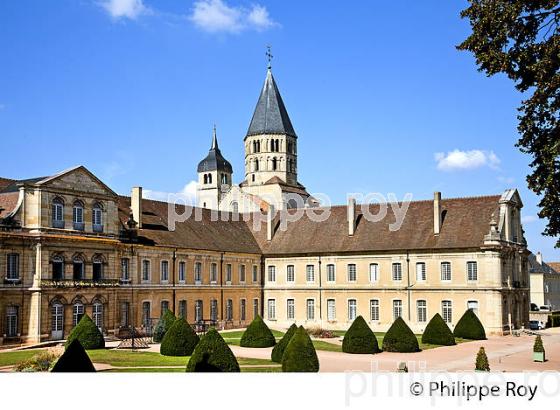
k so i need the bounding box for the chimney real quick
[536,251,543,265]
[131,187,143,229]
[267,205,275,241]
[434,192,442,236]
[348,197,356,236]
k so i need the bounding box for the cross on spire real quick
[266,45,273,69]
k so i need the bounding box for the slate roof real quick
[528,254,558,274]
[197,129,233,174]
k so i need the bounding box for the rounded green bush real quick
[153,309,177,343]
[382,317,420,353]
[271,323,298,363]
[453,310,486,340]
[240,315,276,348]
[281,326,319,372]
[160,318,200,357]
[186,328,240,372]
[342,316,380,354]
[65,314,105,350]
[52,339,96,372]
[421,313,456,346]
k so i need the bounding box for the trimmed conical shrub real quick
[186,328,240,372]
[454,310,486,340]
[160,318,200,356]
[271,323,298,363]
[282,326,319,372]
[153,309,176,343]
[240,315,276,348]
[421,313,456,346]
[475,347,490,371]
[51,340,96,372]
[65,314,105,350]
[342,316,380,354]
[382,317,420,353]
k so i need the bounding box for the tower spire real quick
[211,124,218,149]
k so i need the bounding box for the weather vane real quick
[266,45,273,69]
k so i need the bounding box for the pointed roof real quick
[197,127,233,173]
[246,68,296,138]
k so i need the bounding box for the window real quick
[226,264,232,283]
[268,265,276,282]
[72,201,84,230]
[142,260,151,282]
[161,301,169,316]
[6,253,19,280]
[239,264,246,283]
[252,265,258,283]
[73,257,85,281]
[6,306,18,337]
[369,264,379,282]
[327,299,336,321]
[416,262,426,282]
[52,256,64,281]
[348,299,357,321]
[393,300,402,321]
[93,302,103,331]
[210,299,218,322]
[417,300,427,323]
[347,264,357,282]
[287,299,295,320]
[306,265,315,282]
[52,198,64,228]
[178,262,186,283]
[142,302,151,327]
[226,299,233,321]
[73,302,85,327]
[120,302,130,327]
[268,299,276,320]
[93,257,103,282]
[327,264,336,282]
[161,260,169,282]
[467,261,478,281]
[468,300,479,316]
[194,262,202,283]
[370,299,380,322]
[253,299,259,319]
[442,300,452,323]
[121,258,130,281]
[51,303,64,339]
[287,265,295,283]
[441,262,452,281]
[306,299,315,320]
[178,300,186,319]
[92,203,103,232]
[392,263,402,281]
[195,300,203,322]
[240,299,246,321]
[210,263,217,283]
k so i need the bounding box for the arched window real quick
[255,158,259,171]
[142,301,151,328]
[72,200,84,231]
[93,301,103,331]
[51,302,64,340]
[52,255,64,281]
[203,174,208,184]
[208,173,212,184]
[272,158,278,171]
[52,197,64,228]
[93,255,103,282]
[73,302,84,326]
[231,201,239,215]
[256,140,261,152]
[73,256,84,281]
[92,203,103,232]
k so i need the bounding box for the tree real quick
[421,313,456,346]
[475,347,490,371]
[282,326,320,372]
[240,315,276,348]
[459,1,560,248]
[51,340,96,372]
[65,314,105,350]
[186,328,240,372]
[454,310,487,340]
[153,309,176,343]
[160,318,200,357]
[271,323,298,363]
[342,316,380,354]
[382,317,420,353]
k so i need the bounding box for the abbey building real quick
[0,66,530,345]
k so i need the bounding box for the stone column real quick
[27,243,43,343]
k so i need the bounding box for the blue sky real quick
[0,0,558,260]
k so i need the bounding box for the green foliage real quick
[453,310,487,340]
[382,317,420,353]
[186,328,240,372]
[534,335,545,353]
[282,326,319,372]
[240,315,276,348]
[160,318,200,357]
[547,314,560,327]
[51,340,96,372]
[459,1,560,248]
[65,314,105,350]
[421,313,456,346]
[271,323,298,363]
[153,309,176,343]
[475,347,490,372]
[342,316,380,354]
[14,349,61,372]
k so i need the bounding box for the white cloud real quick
[522,215,539,224]
[100,0,149,20]
[190,0,277,33]
[144,181,198,205]
[434,149,500,171]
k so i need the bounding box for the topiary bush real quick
[51,340,96,372]
[271,323,298,363]
[282,326,319,372]
[475,347,490,371]
[453,310,486,340]
[240,315,276,348]
[65,314,105,350]
[153,309,177,343]
[421,313,456,346]
[534,335,545,353]
[342,316,380,354]
[382,317,420,353]
[160,318,200,357]
[186,328,240,372]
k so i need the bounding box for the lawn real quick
[0,349,46,367]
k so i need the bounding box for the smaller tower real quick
[197,126,233,209]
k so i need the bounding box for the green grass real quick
[0,349,46,367]
[312,340,342,352]
[87,349,189,367]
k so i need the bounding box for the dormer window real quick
[72,201,84,231]
[52,197,65,229]
[92,203,103,233]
